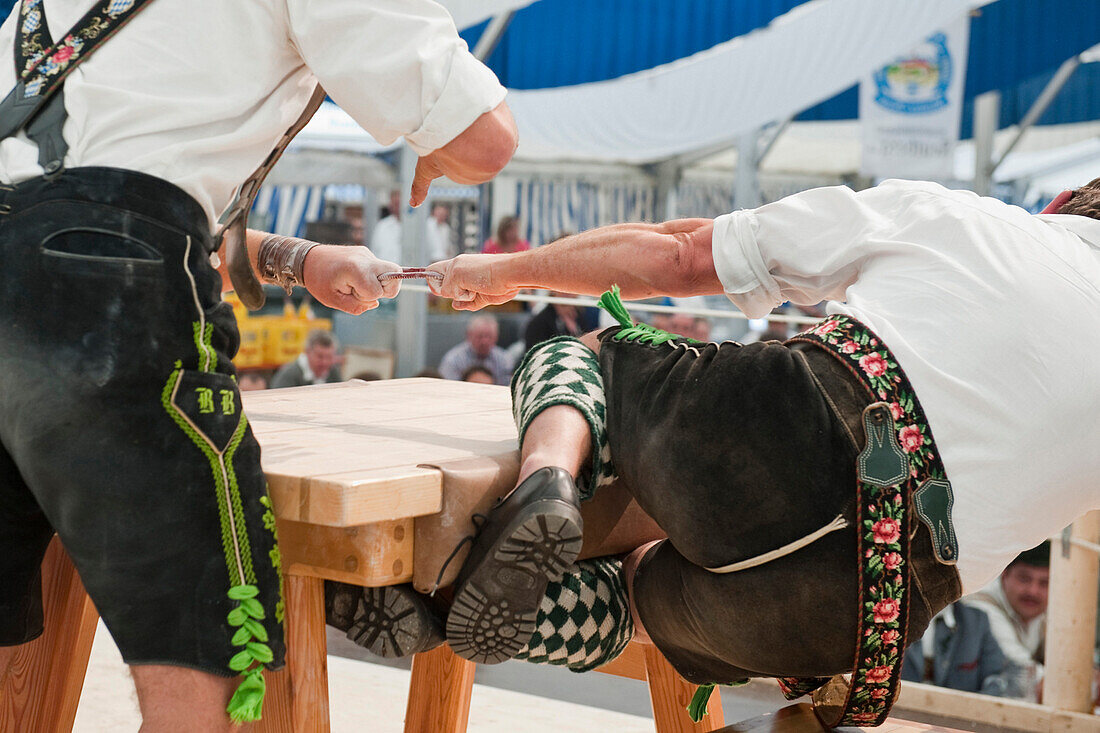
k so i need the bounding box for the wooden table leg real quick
[0,537,99,733]
[255,574,330,733]
[404,645,476,733]
[644,643,725,733]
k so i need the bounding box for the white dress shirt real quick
[369,215,403,265]
[0,0,506,228]
[712,179,1100,594]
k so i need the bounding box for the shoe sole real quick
[446,501,583,664]
[347,586,442,658]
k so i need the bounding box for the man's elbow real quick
[442,102,518,183]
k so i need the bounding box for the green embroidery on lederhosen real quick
[160,304,279,722]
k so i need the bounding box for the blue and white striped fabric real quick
[251,185,326,238]
[516,179,658,246]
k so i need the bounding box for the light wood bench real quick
[0,379,963,732]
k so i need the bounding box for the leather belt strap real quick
[215,85,327,311]
[775,315,958,728]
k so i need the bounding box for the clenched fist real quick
[302,245,402,315]
[426,254,520,311]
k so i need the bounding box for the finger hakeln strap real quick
[515,558,634,672]
[511,337,616,498]
[160,238,283,723]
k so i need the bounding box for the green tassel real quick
[596,286,634,328]
[228,649,254,672]
[240,597,266,620]
[687,683,715,723]
[231,626,252,646]
[227,605,248,626]
[228,584,260,600]
[246,641,275,664]
[226,668,266,723]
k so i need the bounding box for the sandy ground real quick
[72,623,788,731]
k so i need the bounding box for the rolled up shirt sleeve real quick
[287,0,507,155]
[711,183,902,318]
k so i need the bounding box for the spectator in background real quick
[461,365,496,384]
[270,329,343,388]
[482,215,529,254]
[426,203,456,262]
[370,190,404,265]
[901,601,1010,695]
[524,294,600,352]
[238,373,269,391]
[966,542,1050,700]
[438,315,513,385]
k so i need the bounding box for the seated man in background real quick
[901,601,1010,695]
[438,315,514,385]
[966,543,1050,700]
[270,329,342,388]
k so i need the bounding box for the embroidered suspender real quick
[0,0,156,150]
[775,315,956,728]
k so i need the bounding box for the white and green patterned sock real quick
[510,336,616,499]
[514,557,634,673]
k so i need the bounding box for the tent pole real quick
[1044,511,1100,713]
[473,12,516,61]
[991,54,1082,177]
[735,129,761,209]
[395,145,429,377]
[972,91,1000,196]
[654,160,681,220]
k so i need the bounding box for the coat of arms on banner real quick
[872,33,953,115]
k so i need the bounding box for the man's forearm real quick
[491,219,721,299]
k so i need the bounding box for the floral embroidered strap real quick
[0,0,155,142]
[774,315,951,728]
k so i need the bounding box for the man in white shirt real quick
[0,1,516,729]
[270,329,343,388]
[369,190,403,266]
[426,202,457,262]
[410,178,1100,715]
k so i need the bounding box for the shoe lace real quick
[597,285,698,346]
[430,512,490,596]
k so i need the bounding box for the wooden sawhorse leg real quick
[255,574,331,733]
[0,537,99,733]
[404,644,476,733]
[643,642,725,732]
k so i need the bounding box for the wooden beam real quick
[255,575,330,733]
[0,538,99,733]
[1045,511,1100,713]
[277,518,414,587]
[643,643,725,732]
[404,645,476,733]
[895,680,1100,732]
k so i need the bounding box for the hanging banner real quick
[860,14,971,181]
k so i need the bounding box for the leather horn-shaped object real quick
[223,217,266,310]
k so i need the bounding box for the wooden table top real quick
[243,378,518,527]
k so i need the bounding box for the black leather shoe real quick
[446,466,583,664]
[325,581,444,658]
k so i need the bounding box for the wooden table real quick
[0,379,964,732]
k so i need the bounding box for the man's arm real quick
[410,101,517,207]
[215,230,402,315]
[427,218,722,310]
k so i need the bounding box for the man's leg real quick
[514,330,602,485]
[131,666,240,733]
[446,333,615,663]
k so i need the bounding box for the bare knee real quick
[131,664,243,732]
[579,330,602,354]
